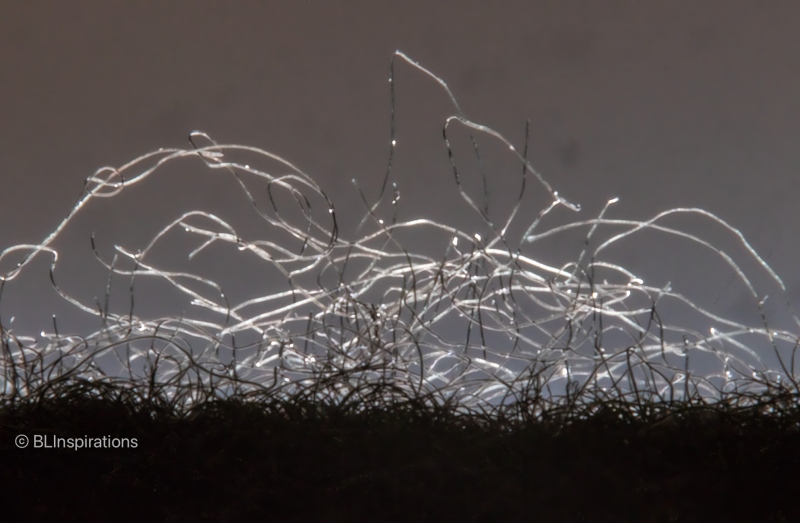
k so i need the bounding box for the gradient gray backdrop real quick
[2,2,799,377]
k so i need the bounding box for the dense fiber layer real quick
[2,381,799,522]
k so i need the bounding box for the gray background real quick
[1,2,799,376]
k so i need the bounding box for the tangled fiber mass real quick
[2,52,799,415]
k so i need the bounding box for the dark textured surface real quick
[2,387,799,522]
